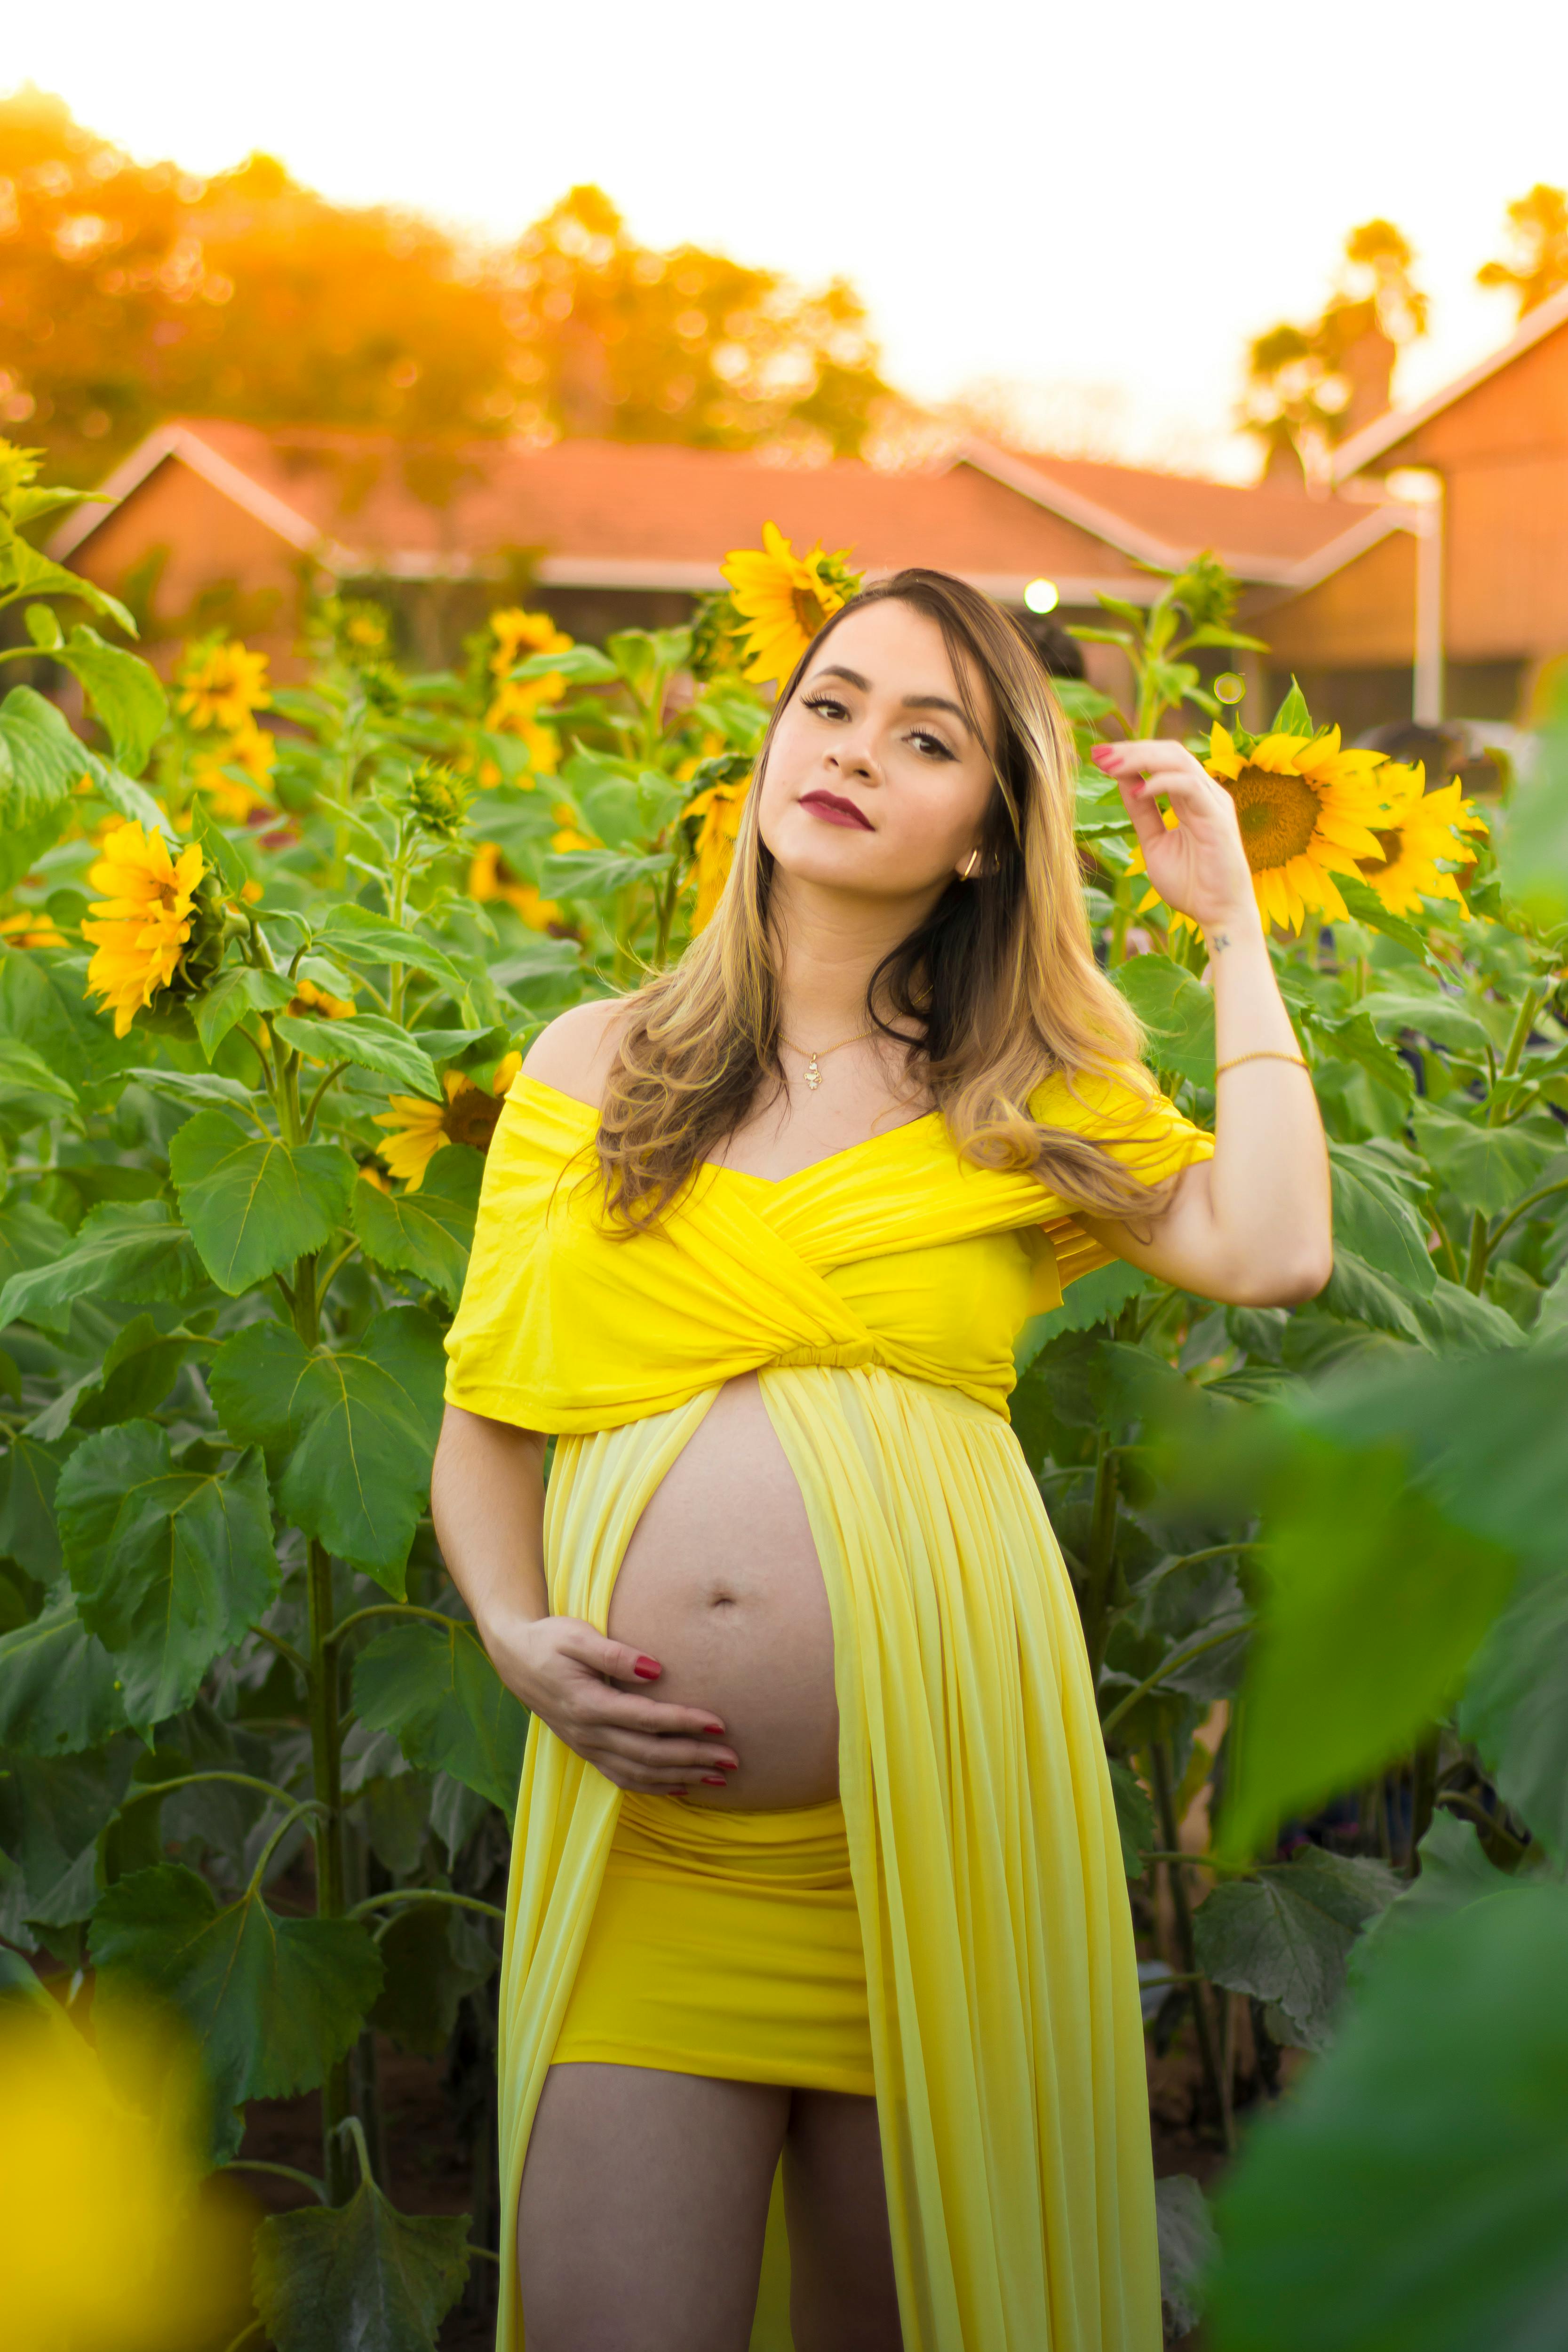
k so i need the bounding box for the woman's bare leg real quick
[783,2090,902,2351]
[517,2063,789,2352]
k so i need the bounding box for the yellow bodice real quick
[443,1069,1213,1429]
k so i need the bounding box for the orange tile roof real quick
[56,417,1406,600]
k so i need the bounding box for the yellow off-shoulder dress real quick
[443,1069,1214,2352]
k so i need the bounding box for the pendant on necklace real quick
[804,1053,822,1090]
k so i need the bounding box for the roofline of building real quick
[955,435,1410,587]
[1330,282,1568,481]
[47,420,365,570]
[46,417,1414,609]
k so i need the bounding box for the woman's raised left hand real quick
[1091,739,1259,939]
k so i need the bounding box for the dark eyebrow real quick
[811,665,977,738]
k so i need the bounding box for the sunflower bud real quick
[405,759,473,840]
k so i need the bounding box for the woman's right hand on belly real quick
[485,1610,740,1794]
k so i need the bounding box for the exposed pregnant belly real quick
[606,1375,839,1810]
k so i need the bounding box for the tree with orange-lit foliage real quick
[488,184,887,457]
[0,92,889,482]
[1478,183,1568,320]
[1241,219,1429,484]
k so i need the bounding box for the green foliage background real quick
[2,441,1568,2351]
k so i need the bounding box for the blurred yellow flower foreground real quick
[0,1994,251,2352]
[722,521,858,686]
[375,1052,522,1189]
[81,821,207,1037]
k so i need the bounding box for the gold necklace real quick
[779,1029,875,1092]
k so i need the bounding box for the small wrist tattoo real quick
[1211,928,1233,953]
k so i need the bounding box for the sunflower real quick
[482,678,562,777]
[489,607,573,680]
[175,638,271,735]
[81,821,211,1036]
[685,772,750,931]
[721,523,859,687]
[374,1052,523,1191]
[1132,723,1390,934]
[550,802,596,855]
[485,609,573,765]
[287,976,357,1020]
[191,719,276,823]
[1356,766,1490,919]
[467,841,562,930]
[0,909,66,950]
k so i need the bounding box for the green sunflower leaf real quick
[272,1013,441,1103]
[0,1593,127,1755]
[369,1900,497,2058]
[0,1430,75,1580]
[511,643,618,683]
[209,1307,446,1589]
[314,905,469,996]
[1110,953,1216,1086]
[1215,1438,1516,1861]
[1192,1848,1399,2050]
[168,1112,356,1295]
[1269,677,1313,737]
[1412,1104,1566,1220]
[51,626,168,778]
[0,1200,203,1337]
[90,1863,382,2130]
[1327,1143,1436,1295]
[56,1422,279,1727]
[1208,1887,1568,2352]
[349,1146,483,1305]
[352,1616,526,1816]
[538,848,675,901]
[253,2177,470,2352]
[1459,1567,1568,1862]
[191,964,294,1062]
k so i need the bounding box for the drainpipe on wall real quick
[1387,468,1445,723]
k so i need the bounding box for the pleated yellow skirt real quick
[553,1792,875,2096]
[494,1365,1161,2352]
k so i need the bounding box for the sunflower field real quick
[0,431,1566,2352]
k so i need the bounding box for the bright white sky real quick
[7,0,1563,478]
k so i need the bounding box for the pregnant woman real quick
[433,571,1331,2352]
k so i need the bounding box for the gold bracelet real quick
[1214,1049,1309,1076]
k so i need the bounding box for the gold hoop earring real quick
[961,848,981,880]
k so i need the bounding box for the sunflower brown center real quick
[791,587,828,636]
[1224,764,1322,872]
[443,1085,506,1152]
[1357,829,1402,877]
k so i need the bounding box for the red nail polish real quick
[702,1773,728,1786]
[704,1724,725,1737]
[633,1656,661,1680]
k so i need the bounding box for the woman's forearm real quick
[431,1401,549,1641]
[1085,906,1333,1307]
[1198,913,1332,1299]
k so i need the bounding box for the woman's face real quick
[758,599,998,911]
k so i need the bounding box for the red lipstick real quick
[799,789,873,831]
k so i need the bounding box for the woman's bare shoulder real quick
[520,996,636,1113]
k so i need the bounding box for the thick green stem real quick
[1099,1622,1247,1740]
[1150,1739,1233,2150]
[1464,1208,1491,1295]
[1081,1437,1121,1681]
[1409,1731,1440,1873]
[306,1534,353,2201]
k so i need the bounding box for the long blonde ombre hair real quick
[597,568,1172,1226]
